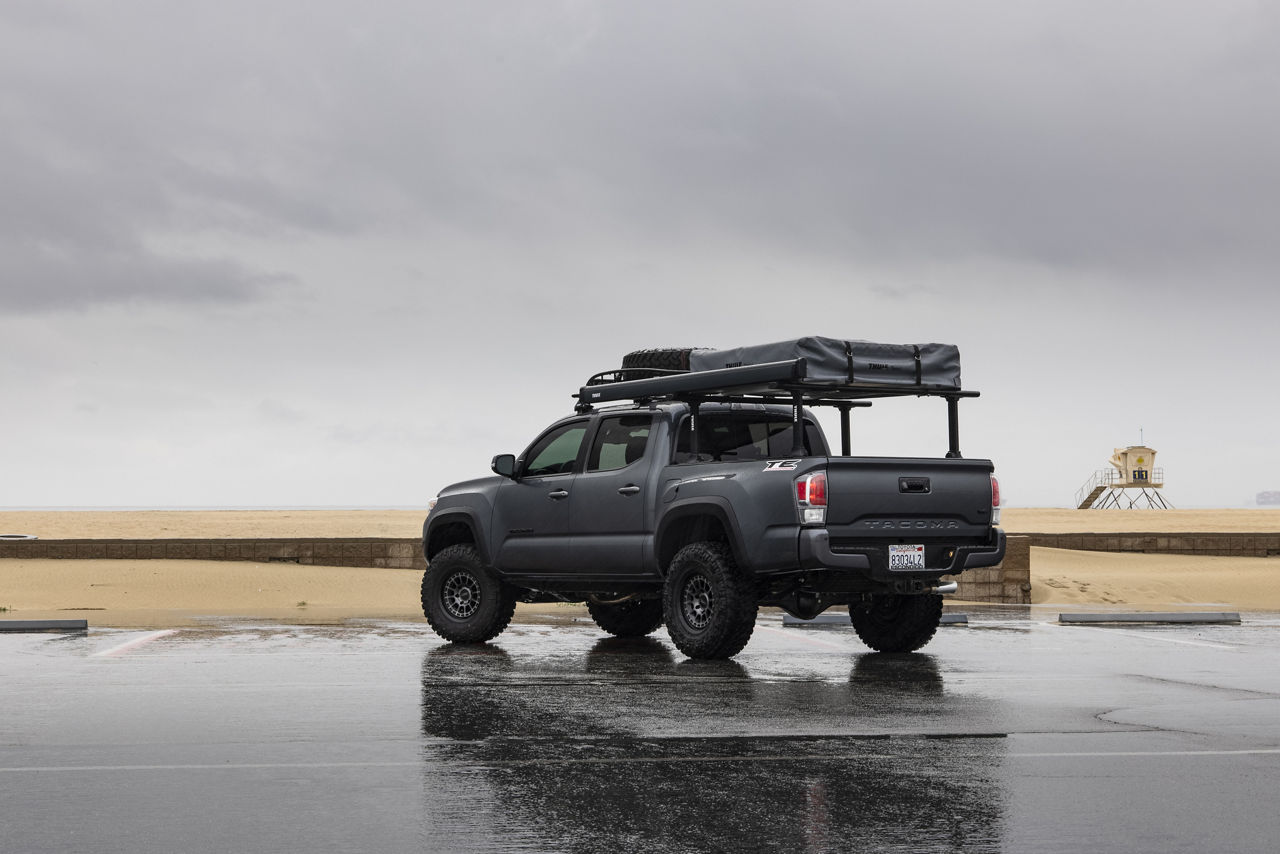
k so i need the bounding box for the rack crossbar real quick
[577,359,809,406]
[576,358,979,408]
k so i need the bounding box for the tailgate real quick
[824,456,995,541]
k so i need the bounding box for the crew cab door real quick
[492,419,588,572]
[567,414,654,575]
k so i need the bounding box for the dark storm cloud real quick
[488,1,1280,278]
[5,0,1279,510]
[0,4,340,312]
[3,0,1278,316]
[0,240,277,312]
[221,0,1276,280]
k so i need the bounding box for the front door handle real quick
[548,490,569,500]
[618,485,641,496]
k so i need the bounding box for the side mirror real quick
[491,454,517,479]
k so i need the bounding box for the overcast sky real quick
[3,1,1278,509]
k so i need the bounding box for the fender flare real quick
[654,497,750,574]
[424,508,491,565]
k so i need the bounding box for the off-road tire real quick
[588,598,664,637]
[848,593,944,653]
[662,542,758,659]
[619,348,711,381]
[421,544,517,644]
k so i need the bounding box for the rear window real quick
[674,413,823,463]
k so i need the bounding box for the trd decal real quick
[763,459,801,472]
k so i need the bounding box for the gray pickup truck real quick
[422,338,1005,659]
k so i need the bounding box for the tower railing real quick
[1075,469,1117,509]
[1075,467,1166,508]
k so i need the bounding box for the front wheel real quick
[421,545,517,643]
[848,593,943,653]
[662,542,758,659]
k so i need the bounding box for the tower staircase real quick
[1075,470,1116,509]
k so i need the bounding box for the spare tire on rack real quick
[619,348,711,381]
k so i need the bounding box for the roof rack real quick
[573,358,980,458]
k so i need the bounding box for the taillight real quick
[795,471,827,525]
[990,475,1001,525]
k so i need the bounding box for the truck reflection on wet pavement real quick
[4,616,1280,853]
[421,639,1007,853]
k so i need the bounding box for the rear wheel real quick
[662,542,757,659]
[848,593,944,653]
[421,545,517,643]
[588,598,664,637]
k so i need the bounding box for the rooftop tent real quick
[580,337,974,458]
[687,337,961,389]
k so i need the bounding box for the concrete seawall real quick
[954,535,1031,605]
[1,534,1036,604]
[18,530,1271,606]
[0,538,427,569]
[1022,532,1280,557]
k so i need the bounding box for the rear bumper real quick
[961,528,1006,569]
[798,528,871,570]
[798,527,1006,581]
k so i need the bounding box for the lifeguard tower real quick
[1075,445,1173,509]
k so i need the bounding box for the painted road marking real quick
[3,748,1280,774]
[756,624,851,651]
[1047,623,1237,650]
[92,630,179,658]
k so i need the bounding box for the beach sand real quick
[2,558,428,627]
[0,509,429,540]
[3,508,1279,627]
[1030,547,1280,610]
[3,507,1278,540]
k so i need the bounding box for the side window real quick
[674,414,821,463]
[587,415,652,473]
[523,423,588,477]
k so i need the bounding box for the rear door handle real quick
[618,486,641,496]
[548,490,569,500]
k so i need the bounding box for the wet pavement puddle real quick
[3,617,1280,852]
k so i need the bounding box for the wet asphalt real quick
[3,610,1280,853]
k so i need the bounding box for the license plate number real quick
[889,544,925,570]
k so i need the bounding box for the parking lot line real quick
[92,629,179,658]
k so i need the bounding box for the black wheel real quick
[421,544,517,643]
[587,598,664,637]
[662,542,757,659]
[848,593,944,653]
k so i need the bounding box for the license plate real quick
[889,543,925,570]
